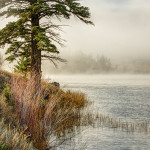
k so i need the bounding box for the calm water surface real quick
[47,74,150,150]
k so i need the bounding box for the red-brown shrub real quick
[9,74,88,150]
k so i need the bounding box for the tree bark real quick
[30,0,41,89]
[30,2,47,149]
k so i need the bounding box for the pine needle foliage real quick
[0,0,93,75]
[14,56,30,74]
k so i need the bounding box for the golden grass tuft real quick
[0,70,12,79]
[0,73,89,150]
[0,95,33,150]
[0,120,33,150]
[1,71,149,150]
[59,90,88,109]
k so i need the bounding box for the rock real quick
[51,82,60,87]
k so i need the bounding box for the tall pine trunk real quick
[30,0,41,90]
[30,3,46,150]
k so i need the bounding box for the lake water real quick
[47,74,150,150]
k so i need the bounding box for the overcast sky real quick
[1,0,150,69]
[57,0,150,62]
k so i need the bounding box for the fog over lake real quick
[47,74,150,150]
[1,0,150,72]
[0,0,150,150]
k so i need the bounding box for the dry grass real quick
[0,95,33,150]
[80,112,150,133]
[0,70,12,94]
[0,120,33,150]
[0,71,149,150]
[0,73,89,150]
[0,95,16,126]
[0,70,12,79]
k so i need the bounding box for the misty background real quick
[1,0,150,74]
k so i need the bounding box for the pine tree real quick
[0,0,93,84]
[14,56,31,76]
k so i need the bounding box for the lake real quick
[47,74,150,150]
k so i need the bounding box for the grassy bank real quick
[0,70,89,150]
[0,70,149,150]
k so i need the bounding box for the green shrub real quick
[2,84,14,106]
[0,143,10,150]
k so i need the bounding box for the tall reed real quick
[8,73,88,150]
[1,72,149,150]
[0,119,33,150]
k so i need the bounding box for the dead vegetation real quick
[0,71,89,150]
[0,71,149,150]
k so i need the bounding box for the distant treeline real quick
[1,51,150,74]
[43,51,150,74]
[46,52,117,74]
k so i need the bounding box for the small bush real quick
[0,143,10,150]
[2,84,11,104]
[1,73,89,150]
[0,71,11,93]
[1,71,149,150]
